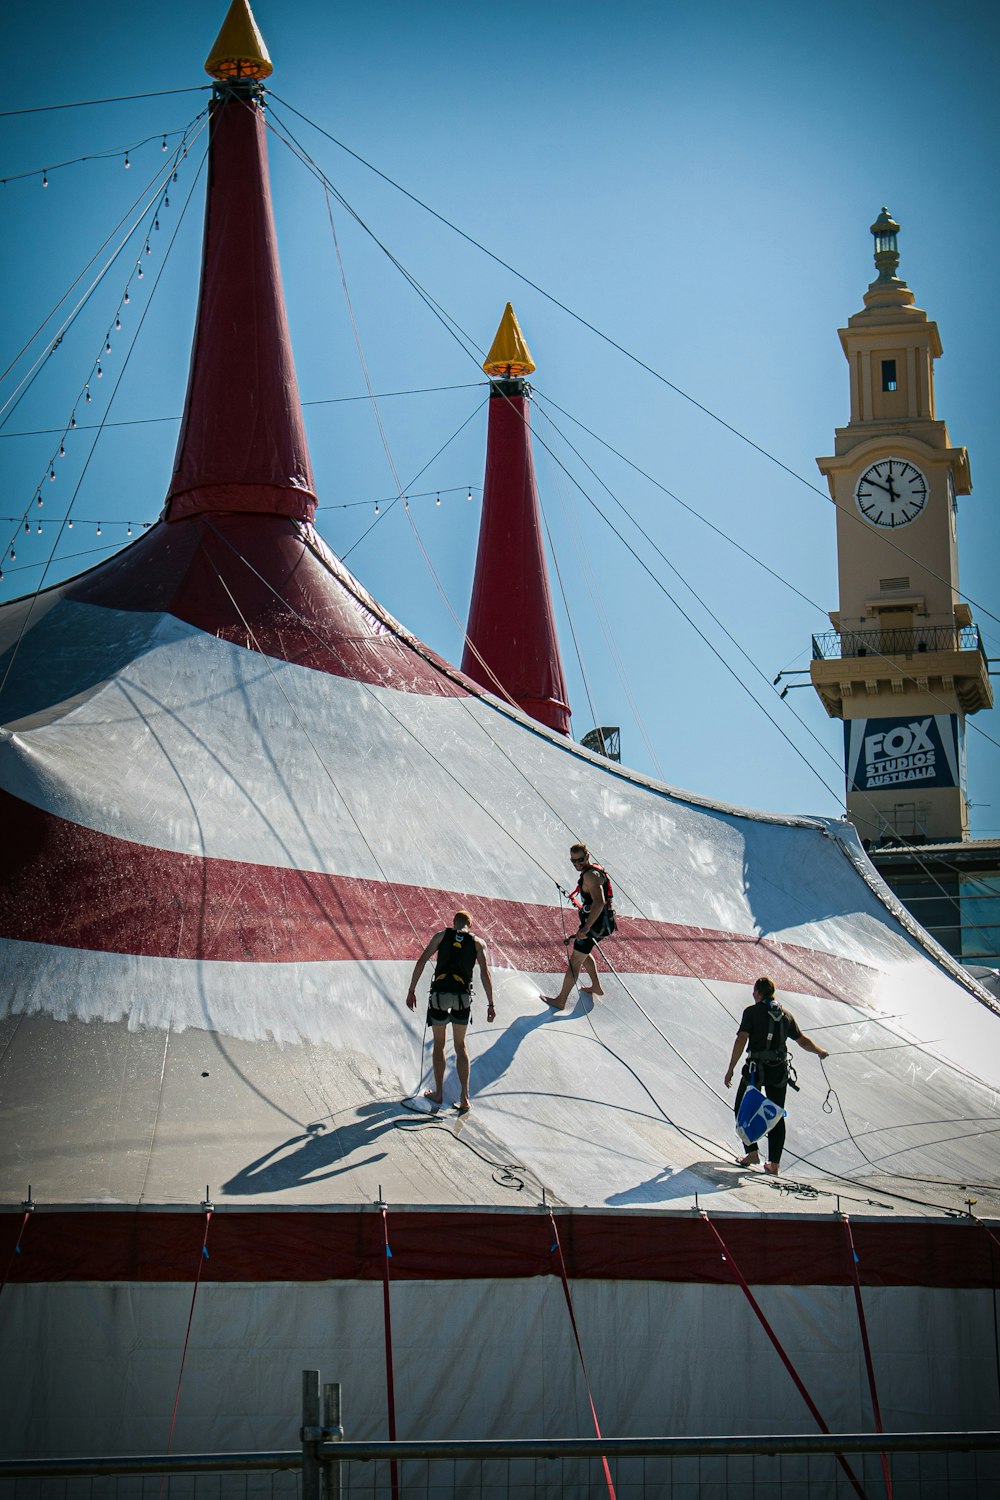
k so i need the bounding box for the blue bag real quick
[736,1085,787,1147]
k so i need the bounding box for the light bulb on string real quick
[115,316,121,331]
[124,152,130,169]
[137,265,143,279]
[67,519,72,530]
[164,194,170,208]
[161,135,168,152]
[144,241,151,256]
[467,489,473,502]
[24,521,29,534]
[124,289,130,304]
[42,171,48,188]
[48,465,55,482]
[70,414,77,429]
[435,493,441,507]
[96,523,102,536]
[172,170,178,182]
[373,502,380,515]
[36,492,43,506]
[154,218,159,232]
[105,338,111,353]
[37,522,42,534]
[96,363,103,379]
[9,546,15,561]
[126,521,132,536]
[59,442,65,458]
[85,385,91,403]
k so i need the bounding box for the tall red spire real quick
[165,3,315,522]
[461,306,571,735]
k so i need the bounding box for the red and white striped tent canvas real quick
[2,5,999,1489]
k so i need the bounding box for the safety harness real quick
[429,927,476,996]
[747,1003,799,1091]
[574,863,617,937]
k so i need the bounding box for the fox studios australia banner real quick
[845,714,963,794]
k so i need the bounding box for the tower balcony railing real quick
[811,624,985,661]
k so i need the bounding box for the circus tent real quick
[2,2,1000,1489]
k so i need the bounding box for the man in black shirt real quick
[406,911,495,1113]
[723,976,828,1174]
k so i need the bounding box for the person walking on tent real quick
[541,843,616,1010]
[406,911,495,1113]
[723,977,829,1175]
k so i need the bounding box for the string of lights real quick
[0,119,208,582]
[2,124,199,187]
[0,489,478,583]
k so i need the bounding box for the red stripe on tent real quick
[1,789,878,1003]
[0,1210,993,1288]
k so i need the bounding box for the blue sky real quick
[2,0,998,830]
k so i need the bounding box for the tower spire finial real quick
[483,303,536,378]
[870,206,902,284]
[205,0,273,82]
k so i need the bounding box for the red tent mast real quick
[462,306,571,735]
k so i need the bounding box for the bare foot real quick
[737,1150,760,1167]
[453,1101,471,1115]
[764,1162,779,1176]
[540,994,566,1010]
[423,1089,443,1104]
[590,983,605,998]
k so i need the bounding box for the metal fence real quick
[3,1371,999,1500]
[811,624,985,660]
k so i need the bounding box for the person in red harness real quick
[406,911,495,1113]
[541,843,616,1010]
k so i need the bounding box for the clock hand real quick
[862,478,893,495]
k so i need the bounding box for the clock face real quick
[854,458,928,527]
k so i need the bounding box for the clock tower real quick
[811,209,993,844]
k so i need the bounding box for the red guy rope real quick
[158,1207,214,1500]
[379,1205,400,1500]
[842,1216,893,1499]
[547,1211,617,1500]
[700,1211,869,1500]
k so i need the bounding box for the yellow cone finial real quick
[483,303,536,377]
[205,0,273,82]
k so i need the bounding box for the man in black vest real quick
[406,911,495,1113]
[723,976,828,1174]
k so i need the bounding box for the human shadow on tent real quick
[605,1162,732,1205]
[471,996,586,1093]
[221,1101,401,1194]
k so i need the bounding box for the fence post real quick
[301,1370,321,1500]
[322,1382,343,1500]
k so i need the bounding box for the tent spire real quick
[165,1,315,522]
[461,306,571,735]
[205,0,273,82]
